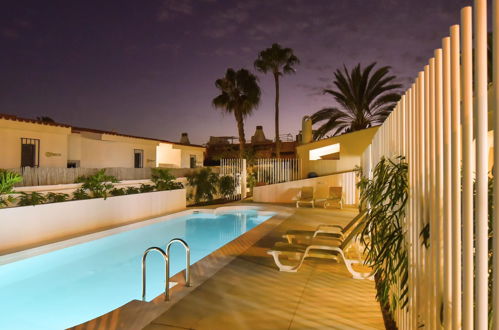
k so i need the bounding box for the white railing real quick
[220,158,246,200]
[361,1,495,328]
[254,158,301,184]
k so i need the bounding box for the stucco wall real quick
[1,118,205,171]
[0,189,186,253]
[12,179,154,195]
[174,145,205,168]
[253,172,358,205]
[296,127,379,177]
[0,119,71,168]
[69,133,157,168]
[156,143,182,167]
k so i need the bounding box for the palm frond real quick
[311,62,401,139]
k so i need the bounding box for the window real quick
[67,161,80,168]
[20,138,40,167]
[189,155,197,168]
[134,149,144,168]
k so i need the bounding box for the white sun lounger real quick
[282,210,366,244]
[267,220,373,280]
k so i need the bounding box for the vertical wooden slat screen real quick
[359,1,496,328]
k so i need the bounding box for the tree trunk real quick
[235,110,245,158]
[274,72,281,158]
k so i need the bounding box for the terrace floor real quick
[144,205,384,330]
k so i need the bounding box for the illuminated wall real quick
[0,118,70,168]
[296,126,379,177]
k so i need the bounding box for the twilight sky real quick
[1,0,472,144]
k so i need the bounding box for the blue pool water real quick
[0,209,271,330]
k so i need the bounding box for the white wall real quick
[0,189,186,253]
[0,119,70,168]
[69,133,157,168]
[296,127,379,177]
[253,172,358,205]
[12,179,154,196]
[174,145,205,168]
[156,142,182,168]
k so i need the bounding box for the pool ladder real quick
[141,238,191,301]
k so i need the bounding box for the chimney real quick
[251,125,268,143]
[180,132,190,144]
[301,116,313,144]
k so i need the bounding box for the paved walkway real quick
[144,206,384,330]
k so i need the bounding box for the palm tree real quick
[311,63,401,140]
[254,43,299,157]
[212,68,261,158]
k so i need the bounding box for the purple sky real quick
[1,0,472,144]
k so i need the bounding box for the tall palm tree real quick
[212,68,261,158]
[311,63,401,140]
[254,43,299,157]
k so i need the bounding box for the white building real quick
[0,113,205,169]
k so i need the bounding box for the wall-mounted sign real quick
[45,152,62,157]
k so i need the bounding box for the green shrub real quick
[18,192,47,206]
[46,192,69,203]
[187,168,219,203]
[139,184,155,193]
[125,186,140,194]
[72,188,91,200]
[219,175,236,199]
[110,187,126,196]
[0,170,22,207]
[358,156,409,312]
[76,169,118,199]
[246,170,256,193]
[151,168,183,191]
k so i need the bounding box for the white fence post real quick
[474,1,489,328]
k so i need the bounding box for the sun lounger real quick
[282,210,367,244]
[267,218,373,280]
[295,186,315,208]
[323,186,343,209]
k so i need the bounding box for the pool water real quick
[0,209,271,330]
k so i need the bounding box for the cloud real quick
[156,42,181,55]
[203,26,237,39]
[1,19,31,40]
[14,20,31,28]
[202,4,252,39]
[157,0,193,21]
[1,28,19,40]
[212,48,236,57]
[296,83,326,97]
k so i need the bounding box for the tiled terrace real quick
[145,205,384,330]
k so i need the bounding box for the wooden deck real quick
[144,206,384,330]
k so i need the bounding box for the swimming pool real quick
[0,208,272,330]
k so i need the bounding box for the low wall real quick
[13,179,154,195]
[253,171,358,205]
[0,189,186,253]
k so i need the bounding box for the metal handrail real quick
[166,238,191,301]
[141,247,169,301]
